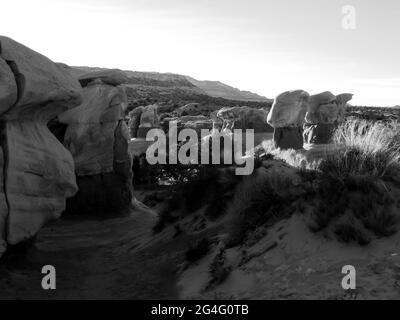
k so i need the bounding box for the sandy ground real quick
[0,209,185,299]
[179,215,400,300]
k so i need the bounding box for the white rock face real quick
[59,83,127,175]
[267,90,310,128]
[58,73,133,216]
[0,36,82,249]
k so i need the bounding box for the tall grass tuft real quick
[320,120,400,179]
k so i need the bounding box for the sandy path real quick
[0,209,183,299]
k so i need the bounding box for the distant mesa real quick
[67,66,272,103]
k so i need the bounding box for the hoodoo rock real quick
[303,92,353,144]
[137,104,160,138]
[267,90,310,150]
[0,36,82,254]
[58,70,133,215]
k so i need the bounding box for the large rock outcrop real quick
[303,92,353,144]
[59,71,133,215]
[0,36,82,253]
[267,90,310,150]
[214,106,273,133]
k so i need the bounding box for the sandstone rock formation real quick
[137,104,160,138]
[128,106,144,138]
[267,90,310,150]
[176,103,202,116]
[303,92,353,144]
[58,70,133,215]
[214,106,273,133]
[0,36,82,253]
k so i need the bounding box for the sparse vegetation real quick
[185,238,212,263]
[225,169,298,247]
[207,248,231,289]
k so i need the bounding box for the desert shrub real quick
[225,171,296,247]
[207,248,231,289]
[334,220,371,246]
[321,120,400,179]
[185,238,211,263]
[308,173,399,239]
[153,166,239,232]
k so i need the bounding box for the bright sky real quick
[1,0,399,106]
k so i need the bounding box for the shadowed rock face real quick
[128,106,144,138]
[0,36,82,252]
[59,73,133,216]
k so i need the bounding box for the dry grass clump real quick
[225,169,300,247]
[321,120,400,179]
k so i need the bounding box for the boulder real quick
[304,91,337,124]
[176,103,202,116]
[59,79,133,215]
[303,92,353,144]
[267,90,309,150]
[137,104,160,138]
[267,90,310,128]
[0,36,81,249]
[215,106,273,132]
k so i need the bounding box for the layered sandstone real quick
[0,36,81,250]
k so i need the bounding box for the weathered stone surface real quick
[215,106,273,132]
[139,104,159,128]
[0,58,18,116]
[137,104,160,138]
[0,36,81,248]
[65,121,133,215]
[78,69,130,87]
[128,106,144,138]
[4,121,77,244]
[59,83,126,175]
[59,79,133,216]
[176,103,202,116]
[0,36,82,120]
[305,91,337,124]
[303,92,353,144]
[267,90,310,128]
[0,142,7,256]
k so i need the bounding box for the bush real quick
[225,170,296,247]
[321,120,400,179]
[207,248,231,289]
[334,220,371,246]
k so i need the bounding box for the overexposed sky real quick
[1,0,399,106]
